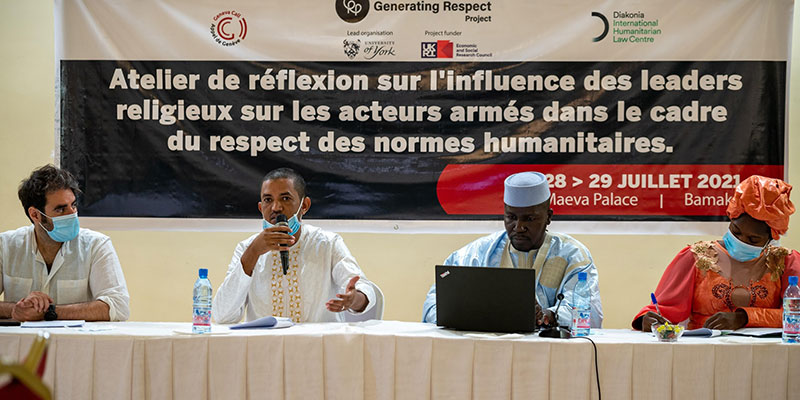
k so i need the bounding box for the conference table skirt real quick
[0,321,799,400]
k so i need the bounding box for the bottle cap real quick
[199,268,208,278]
[790,276,798,286]
[578,272,587,281]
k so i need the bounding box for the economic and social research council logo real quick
[211,11,248,46]
[337,0,370,23]
[421,41,453,58]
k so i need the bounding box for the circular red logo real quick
[211,11,247,46]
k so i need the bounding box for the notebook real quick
[435,265,538,333]
[229,316,294,330]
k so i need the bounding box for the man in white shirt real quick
[213,168,377,323]
[0,165,130,321]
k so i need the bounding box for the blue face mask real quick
[723,229,766,262]
[262,200,303,235]
[39,211,80,242]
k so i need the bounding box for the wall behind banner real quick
[0,1,797,328]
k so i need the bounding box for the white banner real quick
[56,0,792,61]
[55,0,793,235]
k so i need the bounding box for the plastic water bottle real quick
[192,268,212,334]
[571,272,591,337]
[783,275,800,344]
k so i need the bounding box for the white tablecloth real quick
[0,321,798,400]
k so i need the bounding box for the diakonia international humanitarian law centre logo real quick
[337,0,370,23]
[591,11,663,43]
[210,10,248,46]
[591,12,609,42]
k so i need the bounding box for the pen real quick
[650,293,662,316]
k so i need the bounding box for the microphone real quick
[551,293,565,324]
[275,214,290,275]
[538,293,572,338]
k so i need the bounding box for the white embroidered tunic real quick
[212,224,376,323]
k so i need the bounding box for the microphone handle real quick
[551,293,565,327]
[275,219,290,275]
[281,251,289,275]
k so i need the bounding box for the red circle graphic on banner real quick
[210,11,247,46]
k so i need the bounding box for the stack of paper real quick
[682,327,782,338]
[230,316,294,330]
[21,320,85,328]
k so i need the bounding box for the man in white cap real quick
[422,171,603,328]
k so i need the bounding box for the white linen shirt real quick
[0,225,130,321]
[212,224,376,323]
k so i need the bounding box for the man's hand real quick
[326,276,368,313]
[535,302,543,325]
[25,291,53,313]
[640,311,670,332]
[541,309,556,327]
[11,292,52,321]
[535,303,556,327]
[250,226,296,254]
[240,225,295,275]
[703,310,748,330]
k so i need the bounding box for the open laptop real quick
[435,265,538,333]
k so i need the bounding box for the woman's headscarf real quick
[726,175,795,239]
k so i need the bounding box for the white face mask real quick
[262,200,303,235]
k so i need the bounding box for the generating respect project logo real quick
[337,0,370,23]
[210,10,248,46]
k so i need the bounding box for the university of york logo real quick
[336,0,369,23]
[344,39,361,59]
[211,11,248,46]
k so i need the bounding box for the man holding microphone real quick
[212,168,377,323]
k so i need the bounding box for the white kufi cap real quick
[503,172,550,207]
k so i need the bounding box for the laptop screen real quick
[435,265,538,333]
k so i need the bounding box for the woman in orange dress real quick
[632,175,800,331]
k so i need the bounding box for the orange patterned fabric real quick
[726,175,795,239]
[632,241,800,329]
[690,259,781,329]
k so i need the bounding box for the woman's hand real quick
[703,310,748,330]
[640,311,670,332]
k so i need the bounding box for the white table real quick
[0,321,798,400]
